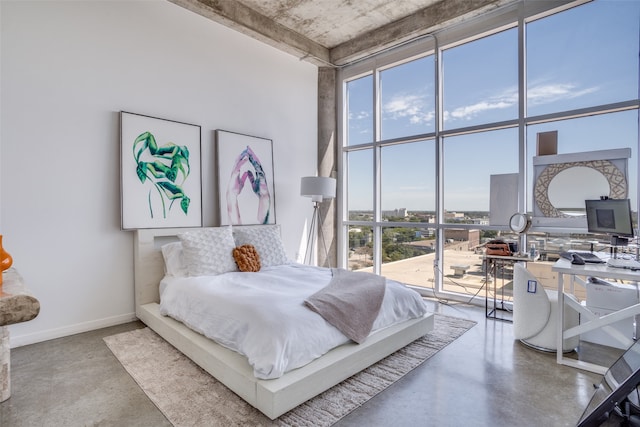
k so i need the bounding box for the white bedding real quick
[159,264,428,379]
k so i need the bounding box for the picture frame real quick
[120,111,202,230]
[216,130,276,225]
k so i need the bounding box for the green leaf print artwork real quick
[133,131,191,219]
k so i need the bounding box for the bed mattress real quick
[159,264,428,379]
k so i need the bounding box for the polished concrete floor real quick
[0,299,622,426]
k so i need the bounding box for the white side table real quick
[484,254,530,321]
[0,268,40,402]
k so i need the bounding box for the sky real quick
[346,0,640,213]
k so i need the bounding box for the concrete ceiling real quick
[239,0,443,48]
[169,0,513,67]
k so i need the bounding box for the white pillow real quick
[178,227,238,276]
[233,225,289,268]
[161,241,187,277]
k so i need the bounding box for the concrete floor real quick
[0,300,622,426]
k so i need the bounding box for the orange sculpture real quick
[0,235,13,288]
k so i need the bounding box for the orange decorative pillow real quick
[233,244,261,272]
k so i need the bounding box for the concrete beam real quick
[168,0,332,67]
[330,0,510,66]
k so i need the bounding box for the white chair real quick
[513,263,579,352]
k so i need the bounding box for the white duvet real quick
[159,264,428,379]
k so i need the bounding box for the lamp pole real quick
[304,201,319,265]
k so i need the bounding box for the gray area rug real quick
[104,314,475,427]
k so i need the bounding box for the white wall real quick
[1,0,318,347]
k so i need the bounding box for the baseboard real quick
[8,312,137,349]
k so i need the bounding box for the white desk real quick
[553,258,640,374]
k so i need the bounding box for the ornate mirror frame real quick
[531,148,631,229]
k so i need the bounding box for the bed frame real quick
[133,227,434,420]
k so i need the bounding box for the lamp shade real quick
[300,176,336,202]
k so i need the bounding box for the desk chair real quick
[513,263,579,352]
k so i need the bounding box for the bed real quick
[133,226,434,419]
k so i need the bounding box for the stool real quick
[0,269,40,402]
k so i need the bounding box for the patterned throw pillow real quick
[232,244,261,272]
[178,227,237,276]
[232,225,289,268]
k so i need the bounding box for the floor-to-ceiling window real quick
[339,0,640,304]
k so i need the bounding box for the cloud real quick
[410,112,434,124]
[353,81,599,127]
[448,99,513,120]
[382,93,434,125]
[527,82,599,106]
[447,87,518,122]
[385,94,423,116]
[444,81,598,122]
[348,110,371,120]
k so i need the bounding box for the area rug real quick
[104,314,475,427]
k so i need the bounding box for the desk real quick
[485,255,530,322]
[553,258,640,374]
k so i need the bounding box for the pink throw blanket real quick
[304,268,386,344]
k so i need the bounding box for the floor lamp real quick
[300,176,336,266]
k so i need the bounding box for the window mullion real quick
[518,5,528,253]
[434,35,444,293]
[373,69,382,275]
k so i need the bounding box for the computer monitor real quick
[578,340,640,426]
[585,198,634,245]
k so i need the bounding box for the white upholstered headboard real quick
[133,228,194,308]
[133,225,283,310]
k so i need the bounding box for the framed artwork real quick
[531,148,630,229]
[120,111,202,229]
[216,130,276,225]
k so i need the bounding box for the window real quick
[380,56,435,140]
[348,225,373,271]
[443,129,518,217]
[346,149,373,218]
[381,140,435,213]
[527,1,639,117]
[346,75,374,146]
[526,111,638,215]
[380,226,436,288]
[339,0,640,303]
[443,28,518,129]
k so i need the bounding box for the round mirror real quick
[547,166,610,216]
[509,213,531,234]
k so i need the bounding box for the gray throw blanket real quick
[304,268,386,344]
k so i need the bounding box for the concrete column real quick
[317,67,337,268]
